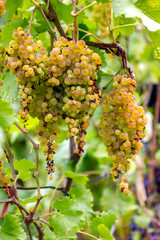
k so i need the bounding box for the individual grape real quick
[98,75,147,192]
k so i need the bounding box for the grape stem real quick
[71,1,97,17]
[111,23,144,32]
[14,122,39,149]
[5,135,16,185]
[43,0,66,37]
[72,0,77,41]
[30,0,56,38]
[28,7,35,36]
[78,231,99,240]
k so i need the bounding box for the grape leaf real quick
[1,72,19,102]
[64,171,88,185]
[50,0,73,24]
[147,29,160,59]
[1,19,28,47]
[111,0,160,31]
[47,213,77,239]
[14,159,35,181]
[53,197,85,228]
[44,227,57,240]
[0,100,16,129]
[50,0,85,24]
[5,0,23,20]
[98,224,115,240]
[113,15,135,38]
[69,185,93,217]
[91,211,117,235]
[135,0,160,24]
[0,213,27,240]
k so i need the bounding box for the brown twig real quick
[14,122,39,149]
[28,7,36,35]
[33,222,44,240]
[43,0,66,37]
[85,40,134,77]
[5,136,15,182]
[72,0,77,41]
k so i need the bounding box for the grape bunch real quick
[5,28,102,177]
[98,75,147,193]
[91,3,111,39]
[0,151,9,187]
[0,0,6,19]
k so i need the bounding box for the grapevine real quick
[5,28,102,177]
[98,75,147,194]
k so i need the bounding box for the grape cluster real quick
[0,0,6,19]
[119,176,130,195]
[91,3,111,39]
[5,28,102,176]
[98,75,147,192]
[0,151,9,187]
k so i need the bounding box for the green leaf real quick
[19,196,38,205]
[50,0,73,24]
[44,227,57,240]
[47,213,77,239]
[113,14,135,38]
[64,171,88,185]
[98,224,115,240]
[0,99,16,129]
[111,0,160,31]
[5,0,23,20]
[69,185,93,217]
[14,159,35,181]
[135,0,160,24]
[1,72,19,102]
[147,29,160,59]
[91,211,117,235]
[50,0,85,24]
[53,197,85,228]
[1,19,28,47]
[0,213,27,240]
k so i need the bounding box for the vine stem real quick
[28,7,35,35]
[71,1,96,17]
[78,231,99,240]
[111,23,144,32]
[30,0,56,38]
[72,0,77,41]
[19,208,33,240]
[5,135,15,184]
[49,175,65,213]
[14,122,39,149]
